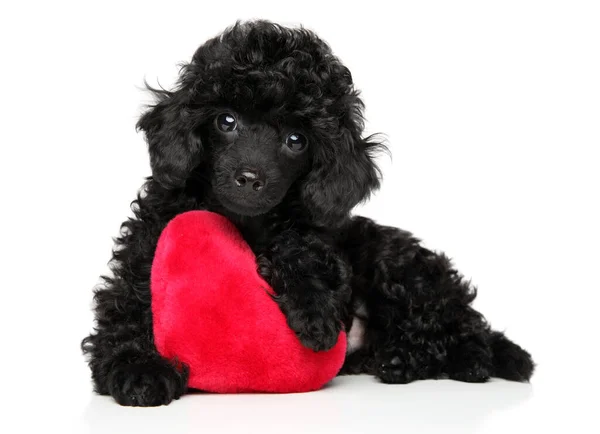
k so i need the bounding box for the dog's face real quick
[208,111,311,216]
[138,21,383,225]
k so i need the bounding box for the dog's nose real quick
[234,168,265,191]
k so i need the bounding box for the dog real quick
[82,20,534,406]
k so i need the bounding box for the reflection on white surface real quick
[83,376,533,434]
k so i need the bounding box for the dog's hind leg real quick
[339,216,534,384]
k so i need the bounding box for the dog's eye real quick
[285,133,308,152]
[216,113,237,132]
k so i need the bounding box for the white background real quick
[1,1,599,433]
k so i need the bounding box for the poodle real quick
[82,20,534,406]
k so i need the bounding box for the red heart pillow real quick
[151,211,347,393]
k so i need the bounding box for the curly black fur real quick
[82,20,534,406]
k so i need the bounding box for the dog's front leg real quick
[82,202,189,406]
[257,230,351,351]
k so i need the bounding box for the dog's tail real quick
[488,330,535,381]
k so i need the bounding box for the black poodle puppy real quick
[82,21,534,406]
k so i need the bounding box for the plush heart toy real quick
[151,211,347,393]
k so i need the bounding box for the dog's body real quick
[83,21,534,406]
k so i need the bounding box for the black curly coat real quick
[82,21,534,406]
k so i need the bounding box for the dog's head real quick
[137,21,382,226]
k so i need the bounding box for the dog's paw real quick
[447,365,491,383]
[277,296,341,352]
[446,356,491,383]
[107,358,188,407]
[292,312,341,352]
[446,338,493,383]
[375,353,416,384]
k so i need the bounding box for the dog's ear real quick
[136,77,203,189]
[301,101,383,227]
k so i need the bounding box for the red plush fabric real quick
[151,211,347,393]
